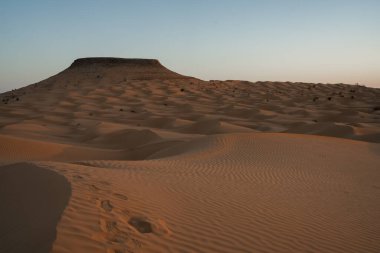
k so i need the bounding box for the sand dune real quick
[1,58,379,252]
[41,133,380,253]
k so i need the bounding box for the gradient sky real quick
[1,0,379,92]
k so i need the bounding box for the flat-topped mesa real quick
[69,58,162,68]
[66,57,193,80]
[15,57,197,92]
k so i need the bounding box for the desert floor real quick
[1,58,380,253]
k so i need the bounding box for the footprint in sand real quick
[100,219,118,233]
[128,216,170,236]
[108,233,128,244]
[101,200,113,212]
[99,218,136,251]
[131,238,142,248]
[128,217,153,234]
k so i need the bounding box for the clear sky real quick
[0,0,379,92]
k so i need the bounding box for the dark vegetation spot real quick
[313,119,318,122]
[180,88,185,92]
[130,110,136,113]
[89,112,93,116]
[351,95,355,99]
[313,97,319,102]
[373,106,380,111]
[97,75,101,78]
[163,103,168,106]
[327,97,332,101]
[16,97,19,101]
[119,108,123,111]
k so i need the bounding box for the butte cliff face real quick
[66,57,192,80]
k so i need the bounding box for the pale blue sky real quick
[0,0,379,92]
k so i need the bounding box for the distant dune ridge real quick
[0,58,379,253]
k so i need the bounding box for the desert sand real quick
[0,58,379,253]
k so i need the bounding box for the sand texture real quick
[0,58,379,252]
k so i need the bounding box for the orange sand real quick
[0,58,379,252]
